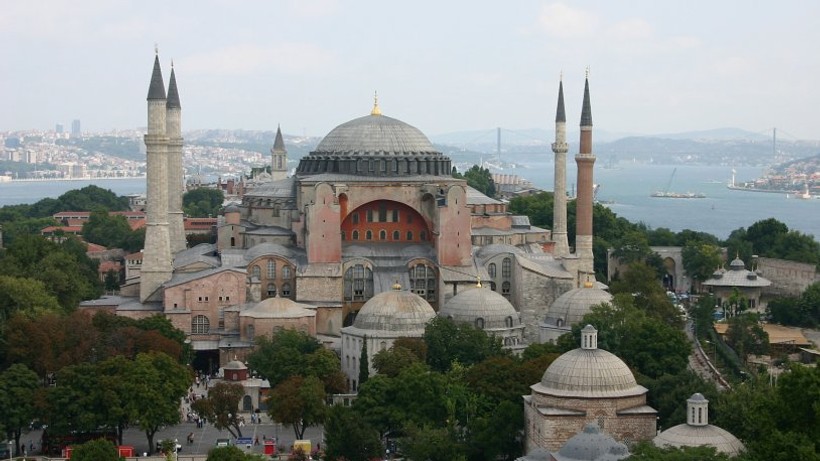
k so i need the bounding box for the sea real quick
[0,163,817,241]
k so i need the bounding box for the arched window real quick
[380,341,387,351]
[352,230,359,240]
[366,230,373,240]
[379,230,386,240]
[344,264,374,302]
[266,283,277,297]
[488,263,497,278]
[502,281,511,297]
[502,257,512,278]
[393,230,400,240]
[246,324,255,340]
[475,317,485,329]
[420,230,427,241]
[267,260,276,279]
[505,316,513,328]
[490,281,497,291]
[230,236,235,247]
[192,315,210,334]
[352,212,359,224]
[282,266,292,279]
[251,265,261,279]
[406,231,413,241]
[409,263,436,301]
[282,283,292,297]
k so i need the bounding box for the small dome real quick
[538,326,642,398]
[223,359,247,370]
[439,285,519,329]
[654,425,745,456]
[554,423,630,461]
[729,257,746,270]
[352,288,436,333]
[223,203,240,214]
[241,296,316,319]
[546,285,612,327]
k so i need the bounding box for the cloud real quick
[179,43,335,76]
[537,3,600,39]
[286,0,339,17]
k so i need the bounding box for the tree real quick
[423,317,505,373]
[57,185,130,212]
[508,191,553,228]
[455,165,496,198]
[323,406,383,461]
[358,336,369,386]
[725,313,769,361]
[126,352,191,454]
[0,363,40,454]
[82,209,144,252]
[372,344,423,377]
[206,445,267,461]
[611,229,653,265]
[246,330,322,389]
[267,375,328,440]
[193,382,246,438]
[746,218,789,256]
[629,442,731,461]
[608,261,681,326]
[466,400,524,461]
[71,438,122,461]
[183,188,225,218]
[682,241,722,285]
[0,275,61,321]
[400,423,466,461]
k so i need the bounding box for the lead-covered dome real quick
[536,325,644,398]
[440,285,520,329]
[545,283,612,327]
[296,111,452,177]
[653,393,746,457]
[351,286,436,334]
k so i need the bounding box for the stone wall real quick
[756,256,820,297]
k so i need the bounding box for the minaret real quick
[166,63,186,254]
[140,51,173,302]
[551,77,570,258]
[574,70,596,279]
[270,125,288,181]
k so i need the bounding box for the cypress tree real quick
[359,336,370,386]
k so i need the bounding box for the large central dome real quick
[296,110,452,177]
[315,114,438,155]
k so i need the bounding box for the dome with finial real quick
[552,423,630,461]
[544,283,612,328]
[653,393,746,457]
[349,286,436,334]
[241,296,316,320]
[536,325,644,398]
[295,97,452,177]
[439,284,520,330]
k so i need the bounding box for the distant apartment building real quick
[56,123,64,134]
[71,119,81,138]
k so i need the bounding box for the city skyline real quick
[3,0,820,141]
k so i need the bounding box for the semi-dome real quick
[240,296,316,319]
[296,108,452,177]
[440,284,520,329]
[537,325,644,398]
[545,283,612,327]
[351,286,436,333]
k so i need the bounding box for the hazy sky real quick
[2,0,819,140]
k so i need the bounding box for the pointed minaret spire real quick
[580,68,592,127]
[147,53,166,100]
[271,124,288,181]
[371,91,382,116]
[167,63,181,109]
[551,76,570,258]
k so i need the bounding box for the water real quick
[0,164,817,241]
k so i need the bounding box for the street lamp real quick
[174,438,179,461]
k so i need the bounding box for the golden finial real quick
[476,276,482,288]
[583,281,594,288]
[371,91,382,116]
[585,66,590,79]
[560,70,563,81]
[154,43,159,55]
[392,279,401,290]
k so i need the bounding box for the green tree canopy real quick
[423,317,505,373]
[82,209,144,252]
[682,241,722,284]
[323,406,383,461]
[267,375,328,440]
[0,363,40,453]
[454,165,496,198]
[192,382,246,439]
[183,187,225,218]
[70,438,122,461]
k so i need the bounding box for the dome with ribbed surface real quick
[296,113,452,177]
[537,325,644,398]
[545,285,612,327]
[315,114,437,155]
[654,425,745,456]
[241,296,315,319]
[352,288,435,333]
[553,424,630,461]
[440,285,519,329]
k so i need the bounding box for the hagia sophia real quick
[80,53,746,457]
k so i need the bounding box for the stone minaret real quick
[166,63,186,254]
[140,52,173,302]
[551,78,570,258]
[574,73,596,279]
[271,125,288,180]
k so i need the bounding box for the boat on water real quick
[651,191,706,199]
[650,168,706,199]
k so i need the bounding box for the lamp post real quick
[174,438,179,461]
